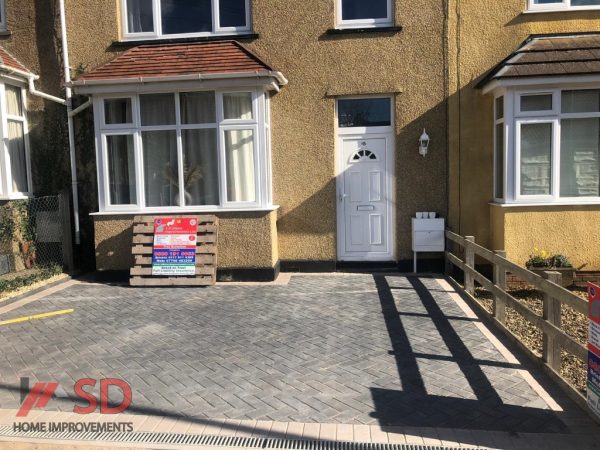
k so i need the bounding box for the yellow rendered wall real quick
[64,0,448,264]
[94,212,278,271]
[447,1,600,250]
[490,205,600,270]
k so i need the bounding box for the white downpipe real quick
[27,77,66,105]
[69,97,91,117]
[58,0,80,245]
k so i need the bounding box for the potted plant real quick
[164,163,203,206]
[525,248,576,287]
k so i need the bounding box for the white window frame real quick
[335,95,394,136]
[336,0,393,29]
[527,0,600,12]
[94,88,271,213]
[0,82,33,199]
[516,91,558,117]
[120,0,251,41]
[494,85,600,205]
[493,93,506,202]
[0,0,6,31]
[514,118,559,203]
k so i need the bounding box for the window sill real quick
[0,194,32,201]
[325,26,402,36]
[490,201,600,208]
[111,33,259,48]
[523,7,600,14]
[90,205,280,216]
[0,30,11,37]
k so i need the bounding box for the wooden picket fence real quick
[130,215,218,286]
[445,230,589,405]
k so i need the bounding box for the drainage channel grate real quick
[0,425,468,450]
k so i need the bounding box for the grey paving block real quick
[0,274,596,434]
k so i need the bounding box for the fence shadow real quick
[369,274,567,432]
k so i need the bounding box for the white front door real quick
[337,135,394,261]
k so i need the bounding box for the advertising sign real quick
[588,282,600,418]
[152,218,198,276]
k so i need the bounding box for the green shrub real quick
[0,265,62,294]
[526,248,573,269]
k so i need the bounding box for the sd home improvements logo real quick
[14,377,133,433]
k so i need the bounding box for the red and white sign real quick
[152,218,198,276]
[588,283,600,419]
[589,283,600,356]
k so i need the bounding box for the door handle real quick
[339,193,348,203]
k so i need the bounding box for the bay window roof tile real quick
[478,33,600,89]
[0,46,33,76]
[74,41,283,84]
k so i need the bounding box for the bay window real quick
[95,89,271,212]
[122,0,250,40]
[494,87,600,204]
[1,83,31,198]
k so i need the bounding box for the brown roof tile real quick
[75,41,279,83]
[478,34,600,88]
[0,46,32,76]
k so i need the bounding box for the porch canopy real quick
[477,33,600,93]
[70,40,287,93]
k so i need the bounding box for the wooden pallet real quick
[130,215,218,286]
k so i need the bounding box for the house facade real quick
[64,0,448,279]
[5,1,600,279]
[447,0,600,270]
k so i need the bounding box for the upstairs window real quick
[528,0,600,11]
[337,0,392,28]
[0,0,6,31]
[123,0,250,39]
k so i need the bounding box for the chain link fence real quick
[0,194,73,291]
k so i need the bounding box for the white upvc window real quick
[121,0,251,40]
[0,0,6,31]
[495,87,600,205]
[493,95,506,201]
[94,88,272,213]
[527,0,600,12]
[0,83,32,199]
[336,0,393,28]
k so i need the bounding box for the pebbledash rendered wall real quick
[64,0,448,275]
[447,1,600,270]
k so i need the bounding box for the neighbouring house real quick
[0,1,72,275]
[447,0,600,272]
[7,1,600,280]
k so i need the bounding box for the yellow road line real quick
[0,309,74,326]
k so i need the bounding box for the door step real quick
[336,262,399,273]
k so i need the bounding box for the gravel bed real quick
[473,285,588,394]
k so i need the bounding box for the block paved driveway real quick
[0,274,596,434]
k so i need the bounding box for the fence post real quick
[59,192,74,273]
[464,236,475,294]
[444,232,451,276]
[543,270,562,372]
[493,250,507,324]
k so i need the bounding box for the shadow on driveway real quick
[369,275,567,432]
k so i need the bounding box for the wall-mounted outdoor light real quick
[419,129,431,157]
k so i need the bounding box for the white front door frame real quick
[335,97,396,262]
